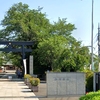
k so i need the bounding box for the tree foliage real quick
[0,2,91,73]
[0,2,51,41]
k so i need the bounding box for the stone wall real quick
[46,72,85,97]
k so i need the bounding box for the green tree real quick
[0,2,51,41]
[56,40,90,72]
[0,2,51,71]
[93,54,100,72]
[0,2,91,74]
[0,52,5,66]
[34,35,68,70]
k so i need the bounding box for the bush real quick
[52,69,61,72]
[24,74,31,79]
[29,77,34,83]
[83,70,93,92]
[79,90,100,100]
[31,78,40,86]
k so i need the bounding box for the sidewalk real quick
[0,81,39,100]
[0,70,39,100]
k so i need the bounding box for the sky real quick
[0,0,99,54]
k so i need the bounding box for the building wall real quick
[5,65,15,70]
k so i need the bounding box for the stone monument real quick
[47,72,85,97]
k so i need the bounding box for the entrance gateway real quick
[0,41,34,75]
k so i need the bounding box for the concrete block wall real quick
[46,72,85,96]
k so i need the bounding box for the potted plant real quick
[24,74,31,85]
[28,77,34,89]
[30,78,40,92]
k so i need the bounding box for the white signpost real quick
[23,59,27,75]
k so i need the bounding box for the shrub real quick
[30,78,40,86]
[79,90,100,100]
[24,74,31,79]
[29,77,34,83]
[83,69,93,92]
[52,69,61,72]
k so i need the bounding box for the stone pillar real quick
[29,55,33,75]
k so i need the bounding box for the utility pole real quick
[91,0,96,92]
[81,0,95,92]
[91,0,94,71]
